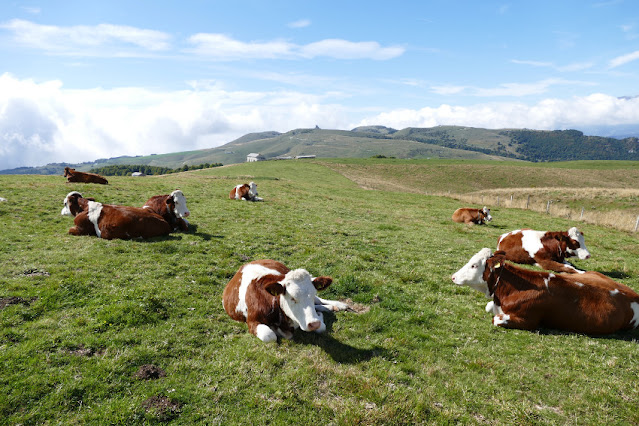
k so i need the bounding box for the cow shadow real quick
[186,224,224,240]
[595,270,631,280]
[293,314,390,364]
[534,327,639,342]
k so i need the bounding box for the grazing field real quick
[1,159,639,424]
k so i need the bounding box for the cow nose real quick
[307,321,321,331]
[451,274,456,282]
[183,211,190,217]
[585,254,591,259]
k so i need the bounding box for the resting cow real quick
[61,191,171,240]
[497,227,590,273]
[222,259,350,343]
[64,167,108,185]
[229,182,263,201]
[142,189,191,232]
[451,248,639,334]
[452,206,492,225]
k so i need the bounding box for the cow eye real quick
[471,264,477,269]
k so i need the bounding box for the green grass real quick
[1,160,639,424]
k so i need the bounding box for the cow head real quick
[168,189,190,218]
[481,206,492,222]
[248,182,258,199]
[63,167,75,177]
[451,248,494,296]
[61,192,94,216]
[264,269,331,332]
[565,227,590,260]
[61,191,83,216]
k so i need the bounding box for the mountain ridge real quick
[2,125,638,174]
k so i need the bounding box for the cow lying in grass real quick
[142,189,191,232]
[61,191,171,240]
[452,206,492,225]
[223,259,350,342]
[64,167,108,185]
[452,248,639,334]
[229,182,263,201]
[497,227,590,273]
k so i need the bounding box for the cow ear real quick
[264,282,285,296]
[85,197,95,201]
[312,276,333,291]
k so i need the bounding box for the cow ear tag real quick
[494,262,501,269]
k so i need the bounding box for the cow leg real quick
[314,296,349,312]
[248,321,278,343]
[535,258,584,273]
[314,311,326,333]
[492,313,539,330]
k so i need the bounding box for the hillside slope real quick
[3,125,639,174]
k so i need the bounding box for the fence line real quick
[443,191,639,234]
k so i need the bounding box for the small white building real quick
[131,172,145,177]
[246,153,266,162]
[295,155,316,160]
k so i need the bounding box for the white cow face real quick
[61,191,82,216]
[482,206,492,222]
[451,248,493,296]
[170,189,190,218]
[273,269,325,332]
[566,227,590,260]
[248,182,258,198]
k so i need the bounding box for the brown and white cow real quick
[497,227,590,273]
[222,259,350,343]
[451,248,639,334]
[142,190,191,232]
[61,191,171,240]
[229,182,263,201]
[452,206,492,225]
[64,167,109,185]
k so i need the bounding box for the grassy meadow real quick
[1,159,639,424]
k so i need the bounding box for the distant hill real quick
[2,125,639,174]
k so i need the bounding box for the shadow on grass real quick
[534,327,639,342]
[294,314,390,364]
[187,224,224,240]
[596,270,631,280]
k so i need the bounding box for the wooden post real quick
[634,215,639,232]
[546,200,551,214]
[526,195,530,209]
[580,207,584,220]
[497,196,500,206]
[510,195,513,206]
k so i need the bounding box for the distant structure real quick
[274,155,294,160]
[131,172,145,177]
[246,153,265,162]
[295,155,316,160]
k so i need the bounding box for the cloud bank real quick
[2,73,639,170]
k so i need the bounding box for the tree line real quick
[89,163,223,176]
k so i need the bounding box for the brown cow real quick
[142,190,190,232]
[497,227,590,273]
[452,206,492,225]
[229,182,263,201]
[452,248,639,334]
[222,259,350,343]
[61,191,171,240]
[64,167,108,185]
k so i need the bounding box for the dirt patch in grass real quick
[134,364,167,380]
[0,296,37,310]
[141,395,181,421]
[22,268,50,277]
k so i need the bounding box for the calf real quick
[222,259,350,343]
[64,167,108,185]
[452,206,492,225]
[229,182,263,201]
[497,227,590,273]
[451,249,639,334]
[61,191,171,240]
[143,189,191,232]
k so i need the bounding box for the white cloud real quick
[288,19,311,29]
[0,19,172,55]
[511,59,593,72]
[609,50,639,68]
[430,78,594,97]
[188,34,405,61]
[354,94,639,131]
[0,73,350,169]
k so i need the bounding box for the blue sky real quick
[1,0,638,169]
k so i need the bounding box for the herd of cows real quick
[58,169,639,342]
